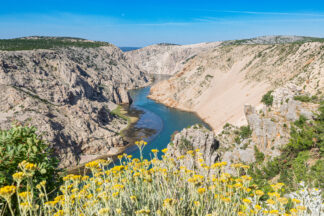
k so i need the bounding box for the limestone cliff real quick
[0,38,149,167]
[125,42,221,75]
[167,124,220,171]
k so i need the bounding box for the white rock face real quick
[0,45,149,167]
[126,42,221,75]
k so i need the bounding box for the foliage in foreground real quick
[0,141,323,216]
[0,124,60,189]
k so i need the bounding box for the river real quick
[124,86,210,160]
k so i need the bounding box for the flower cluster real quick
[0,143,323,216]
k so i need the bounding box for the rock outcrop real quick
[0,42,149,167]
[167,125,220,170]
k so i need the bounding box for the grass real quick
[110,105,138,137]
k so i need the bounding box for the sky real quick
[0,0,324,46]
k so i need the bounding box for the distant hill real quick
[222,35,324,45]
[0,36,111,51]
[119,47,141,52]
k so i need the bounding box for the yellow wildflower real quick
[98,208,110,215]
[12,172,25,182]
[0,185,16,200]
[197,187,206,194]
[151,149,159,153]
[242,198,251,204]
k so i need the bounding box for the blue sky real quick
[1,0,324,46]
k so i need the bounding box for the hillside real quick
[0,36,111,51]
[222,35,324,45]
[0,38,149,167]
[126,42,221,75]
[148,41,324,133]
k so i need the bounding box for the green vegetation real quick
[254,146,265,163]
[239,125,253,139]
[234,125,253,144]
[0,37,110,51]
[0,124,60,188]
[261,90,274,106]
[0,124,61,215]
[293,95,320,103]
[178,137,193,152]
[110,105,128,121]
[249,102,324,192]
[110,105,138,136]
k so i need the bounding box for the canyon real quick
[1,36,323,170]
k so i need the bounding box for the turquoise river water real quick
[124,86,210,160]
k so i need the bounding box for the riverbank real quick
[66,102,156,174]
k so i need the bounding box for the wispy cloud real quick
[194,16,324,24]
[223,10,324,17]
[129,22,190,26]
[186,9,324,17]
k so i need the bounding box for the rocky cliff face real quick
[220,85,319,167]
[125,42,221,75]
[167,124,220,171]
[149,42,324,133]
[0,44,149,167]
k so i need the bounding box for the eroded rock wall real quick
[0,45,149,167]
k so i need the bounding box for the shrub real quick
[234,136,241,144]
[254,146,265,163]
[223,123,231,129]
[0,124,60,189]
[293,95,311,102]
[0,124,61,215]
[239,125,252,139]
[261,91,274,106]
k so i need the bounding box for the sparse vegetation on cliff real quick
[261,91,274,107]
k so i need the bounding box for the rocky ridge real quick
[0,43,149,167]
